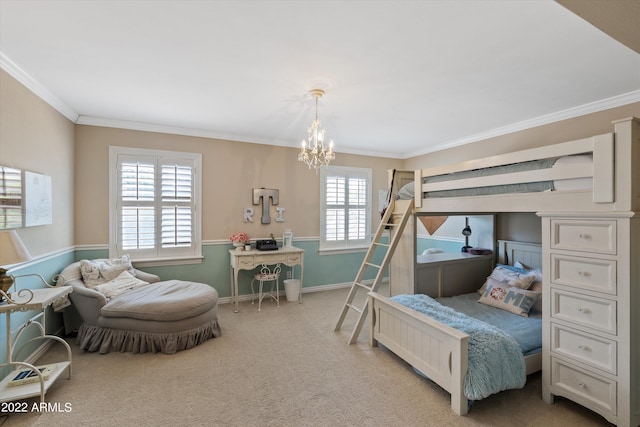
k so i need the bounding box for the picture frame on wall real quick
[24,170,52,227]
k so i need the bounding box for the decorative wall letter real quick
[252,188,279,224]
[244,207,254,223]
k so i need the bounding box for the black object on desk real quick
[256,239,278,251]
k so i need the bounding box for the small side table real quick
[0,286,73,405]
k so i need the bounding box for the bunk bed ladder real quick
[334,198,414,344]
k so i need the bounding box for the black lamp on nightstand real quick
[461,217,472,252]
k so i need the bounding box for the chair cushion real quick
[100,280,218,321]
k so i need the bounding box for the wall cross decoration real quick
[252,188,279,224]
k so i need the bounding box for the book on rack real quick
[7,364,58,387]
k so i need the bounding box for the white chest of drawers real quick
[540,213,639,426]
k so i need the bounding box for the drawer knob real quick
[578,345,591,351]
[578,307,591,314]
[577,271,592,277]
[578,233,591,239]
[577,381,586,388]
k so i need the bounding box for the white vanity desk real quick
[229,246,304,312]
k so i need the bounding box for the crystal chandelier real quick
[298,89,335,171]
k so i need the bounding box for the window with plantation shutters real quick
[320,166,371,251]
[110,147,202,262]
[0,166,22,229]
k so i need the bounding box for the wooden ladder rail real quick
[334,198,414,344]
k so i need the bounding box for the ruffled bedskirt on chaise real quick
[77,317,221,354]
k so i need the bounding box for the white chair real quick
[250,264,281,311]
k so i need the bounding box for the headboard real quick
[497,239,542,270]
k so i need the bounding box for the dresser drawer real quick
[550,254,616,295]
[551,289,617,334]
[550,219,616,255]
[551,357,616,415]
[551,324,617,374]
[286,253,302,264]
[255,253,286,264]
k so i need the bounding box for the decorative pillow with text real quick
[478,278,540,317]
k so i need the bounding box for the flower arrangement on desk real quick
[229,232,250,248]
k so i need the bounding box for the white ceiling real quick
[1,0,639,159]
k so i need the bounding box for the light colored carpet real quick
[2,286,611,426]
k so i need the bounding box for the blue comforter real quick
[391,294,526,400]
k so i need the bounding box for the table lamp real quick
[461,217,472,252]
[0,230,32,303]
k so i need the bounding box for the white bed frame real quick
[369,240,542,416]
[395,117,638,215]
[368,117,639,420]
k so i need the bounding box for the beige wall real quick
[74,125,402,245]
[0,69,75,256]
[3,66,639,251]
[404,102,640,170]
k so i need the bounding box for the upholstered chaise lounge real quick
[57,258,221,354]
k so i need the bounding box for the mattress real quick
[437,292,542,356]
[396,154,593,200]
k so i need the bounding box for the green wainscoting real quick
[75,238,388,299]
[417,237,465,254]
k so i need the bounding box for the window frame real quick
[109,146,202,265]
[319,165,372,253]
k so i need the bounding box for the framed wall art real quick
[24,170,52,227]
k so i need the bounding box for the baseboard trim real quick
[21,326,66,365]
[218,277,388,305]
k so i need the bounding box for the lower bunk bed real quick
[368,242,543,415]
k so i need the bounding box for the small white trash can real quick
[283,279,300,302]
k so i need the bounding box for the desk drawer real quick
[551,324,617,374]
[551,357,616,415]
[287,253,302,264]
[551,289,616,334]
[255,254,286,264]
[550,219,616,255]
[550,254,616,295]
[237,257,255,268]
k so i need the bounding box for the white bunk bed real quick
[368,117,639,425]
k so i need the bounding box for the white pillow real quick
[80,255,135,288]
[396,182,415,200]
[93,270,149,298]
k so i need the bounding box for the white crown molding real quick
[0,51,79,123]
[76,115,404,158]
[4,46,637,160]
[403,89,640,159]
